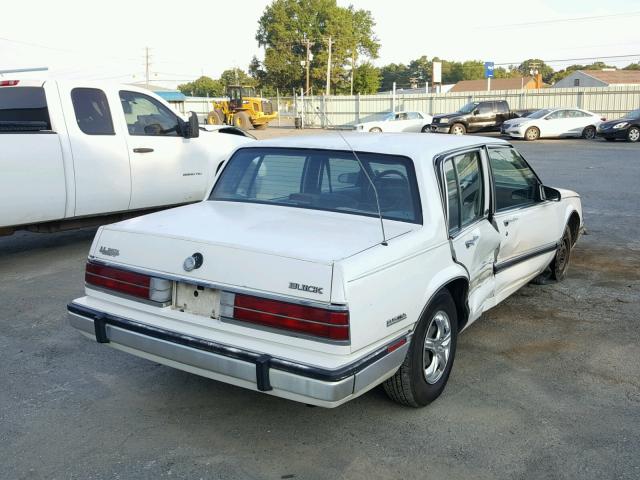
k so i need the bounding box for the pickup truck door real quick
[441,148,501,324]
[118,90,207,210]
[59,85,131,216]
[470,102,496,132]
[486,146,564,303]
[0,84,67,228]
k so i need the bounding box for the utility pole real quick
[302,38,313,94]
[350,51,355,96]
[325,36,333,96]
[144,46,151,88]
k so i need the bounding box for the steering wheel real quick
[364,169,409,210]
[373,169,408,184]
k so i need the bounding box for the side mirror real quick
[473,109,479,115]
[183,111,200,138]
[543,186,561,201]
[338,172,359,184]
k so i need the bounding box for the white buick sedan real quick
[502,107,603,140]
[354,111,433,133]
[68,134,583,408]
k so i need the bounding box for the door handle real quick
[133,147,154,153]
[503,216,519,226]
[465,235,480,248]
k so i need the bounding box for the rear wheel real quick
[233,111,252,130]
[582,126,596,139]
[524,126,540,141]
[369,127,382,132]
[383,290,458,407]
[421,125,430,133]
[449,123,466,135]
[628,127,640,142]
[531,226,572,285]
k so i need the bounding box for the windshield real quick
[210,147,422,224]
[382,113,395,121]
[622,109,640,120]
[457,102,479,114]
[528,109,552,119]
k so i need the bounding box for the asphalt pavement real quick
[1,131,639,479]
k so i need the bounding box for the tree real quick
[220,68,255,88]
[256,0,379,93]
[518,59,554,83]
[623,62,640,70]
[177,76,224,97]
[353,62,380,94]
[460,61,485,80]
[379,63,410,91]
[551,62,615,84]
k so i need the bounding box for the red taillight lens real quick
[85,261,151,299]
[0,80,19,87]
[231,293,349,341]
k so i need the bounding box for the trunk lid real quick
[91,201,415,303]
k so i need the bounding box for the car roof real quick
[243,132,509,159]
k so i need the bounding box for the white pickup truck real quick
[0,80,252,235]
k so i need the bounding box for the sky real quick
[1,0,639,87]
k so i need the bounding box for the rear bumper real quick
[67,302,410,408]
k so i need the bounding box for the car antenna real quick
[315,107,388,246]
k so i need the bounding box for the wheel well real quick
[568,211,581,246]
[442,278,470,331]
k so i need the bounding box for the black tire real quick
[582,126,596,140]
[233,111,252,130]
[421,125,430,133]
[449,123,466,135]
[531,226,572,285]
[628,126,640,143]
[369,127,382,133]
[524,126,540,141]
[383,289,458,407]
[605,137,616,142]
[207,111,223,125]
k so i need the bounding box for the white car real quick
[502,107,603,141]
[354,111,433,133]
[68,133,583,408]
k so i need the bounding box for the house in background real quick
[552,70,640,88]
[449,76,543,93]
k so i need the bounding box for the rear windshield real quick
[0,87,51,132]
[210,147,422,224]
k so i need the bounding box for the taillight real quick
[0,80,19,87]
[85,261,171,304]
[221,292,349,341]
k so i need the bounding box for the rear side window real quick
[0,87,51,132]
[71,88,114,135]
[496,102,509,114]
[443,151,484,233]
[477,102,493,114]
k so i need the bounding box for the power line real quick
[487,11,640,28]
[494,53,640,67]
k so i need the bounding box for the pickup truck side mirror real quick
[183,111,200,139]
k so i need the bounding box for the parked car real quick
[501,107,604,141]
[68,133,583,408]
[354,111,433,133]
[0,79,252,236]
[430,100,524,135]
[596,108,640,142]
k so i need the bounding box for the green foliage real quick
[550,62,616,83]
[353,62,381,94]
[623,62,640,70]
[517,59,554,83]
[255,0,379,93]
[177,76,224,97]
[220,68,255,88]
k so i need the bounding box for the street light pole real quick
[325,36,333,96]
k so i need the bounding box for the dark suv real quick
[430,100,521,135]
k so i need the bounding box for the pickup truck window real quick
[211,147,422,224]
[0,87,51,132]
[496,102,509,114]
[71,88,114,135]
[119,91,179,136]
[477,103,493,115]
[488,148,539,211]
[458,102,480,114]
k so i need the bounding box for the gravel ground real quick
[1,130,639,479]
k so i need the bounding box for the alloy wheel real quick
[423,311,452,384]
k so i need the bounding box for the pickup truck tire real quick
[383,289,458,407]
[582,126,596,139]
[524,126,540,141]
[628,127,640,142]
[531,226,572,284]
[449,123,466,135]
[233,112,252,130]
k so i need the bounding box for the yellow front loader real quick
[207,86,277,130]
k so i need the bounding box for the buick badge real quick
[183,252,204,272]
